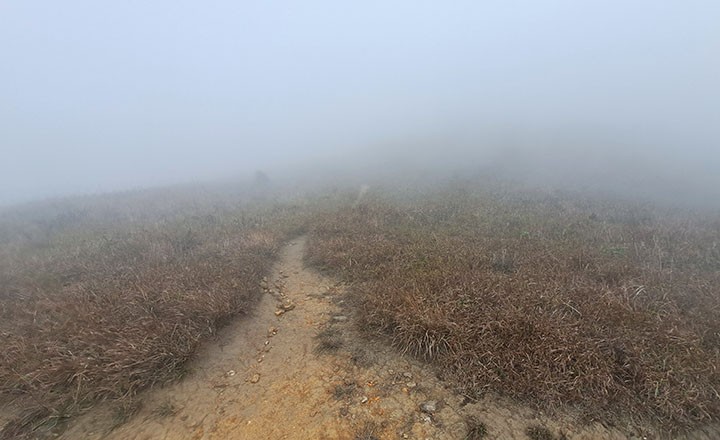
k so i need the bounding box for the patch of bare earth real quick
[58,238,715,439]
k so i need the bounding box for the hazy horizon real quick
[2,1,719,206]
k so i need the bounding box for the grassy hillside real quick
[306,180,720,432]
[2,177,719,436]
[0,185,306,438]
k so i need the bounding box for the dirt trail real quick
[60,237,713,439]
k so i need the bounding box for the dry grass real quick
[525,425,562,440]
[315,327,344,354]
[306,180,720,432]
[354,421,380,440]
[3,177,719,435]
[0,185,305,438]
[464,416,488,439]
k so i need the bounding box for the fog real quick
[1,1,719,206]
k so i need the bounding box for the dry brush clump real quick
[306,182,720,432]
[0,188,303,438]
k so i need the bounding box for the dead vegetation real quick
[306,180,720,433]
[315,327,344,353]
[354,420,381,440]
[3,177,720,436]
[525,425,565,440]
[464,416,488,439]
[0,186,304,438]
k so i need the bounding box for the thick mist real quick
[1,1,718,206]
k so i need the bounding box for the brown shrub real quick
[306,183,720,432]
[0,188,303,438]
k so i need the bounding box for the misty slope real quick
[306,180,720,433]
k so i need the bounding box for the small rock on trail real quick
[420,400,438,414]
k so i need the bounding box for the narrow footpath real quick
[62,237,709,440]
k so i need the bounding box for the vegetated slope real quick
[305,180,720,433]
[60,236,629,440]
[0,187,304,438]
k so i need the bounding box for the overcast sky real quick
[1,1,719,205]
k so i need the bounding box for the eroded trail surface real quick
[62,238,711,440]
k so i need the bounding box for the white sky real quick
[1,1,719,204]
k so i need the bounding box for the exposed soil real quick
[58,238,717,439]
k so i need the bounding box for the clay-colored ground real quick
[60,238,717,439]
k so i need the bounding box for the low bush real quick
[0,187,302,438]
[306,181,720,431]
